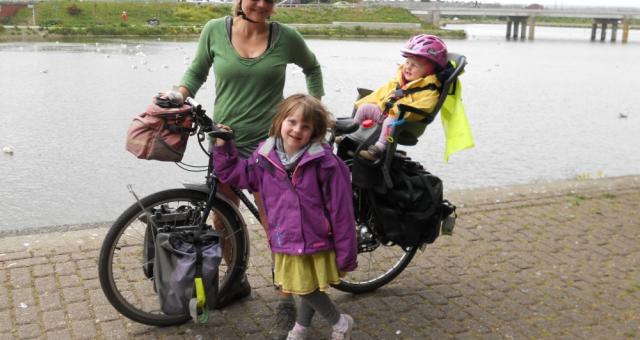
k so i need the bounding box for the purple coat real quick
[213,137,358,272]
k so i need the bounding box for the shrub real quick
[41,19,63,27]
[66,4,81,16]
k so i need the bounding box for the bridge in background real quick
[386,3,640,43]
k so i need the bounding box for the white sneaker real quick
[331,314,354,340]
[286,327,308,340]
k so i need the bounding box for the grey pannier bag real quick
[153,230,222,322]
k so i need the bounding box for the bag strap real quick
[165,124,194,134]
[382,83,440,117]
[192,230,209,323]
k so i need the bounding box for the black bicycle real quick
[98,54,466,326]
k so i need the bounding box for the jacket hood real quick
[395,65,441,90]
[257,137,329,167]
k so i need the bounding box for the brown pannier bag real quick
[126,104,194,162]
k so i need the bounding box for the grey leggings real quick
[296,289,341,327]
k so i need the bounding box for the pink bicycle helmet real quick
[400,34,448,70]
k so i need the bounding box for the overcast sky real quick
[484,0,640,8]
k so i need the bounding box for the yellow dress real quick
[274,250,341,295]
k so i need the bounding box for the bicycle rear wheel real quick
[98,188,247,326]
[334,236,417,294]
[333,189,417,294]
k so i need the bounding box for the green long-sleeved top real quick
[180,16,325,148]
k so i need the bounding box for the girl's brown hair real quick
[269,94,331,144]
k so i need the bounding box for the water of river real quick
[1,24,639,232]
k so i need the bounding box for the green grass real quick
[3,1,464,39]
[296,25,464,39]
[9,2,231,27]
[272,6,419,24]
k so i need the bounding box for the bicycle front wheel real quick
[98,188,247,326]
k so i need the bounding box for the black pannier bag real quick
[372,158,455,248]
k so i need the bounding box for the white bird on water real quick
[3,146,14,154]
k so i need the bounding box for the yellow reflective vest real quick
[440,79,474,162]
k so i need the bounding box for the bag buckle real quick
[441,215,456,236]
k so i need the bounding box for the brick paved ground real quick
[0,176,638,339]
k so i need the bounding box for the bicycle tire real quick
[98,188,247,326]
[334,245,417,294]
[333,188,418,294]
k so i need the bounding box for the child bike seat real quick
[354,53,467,146]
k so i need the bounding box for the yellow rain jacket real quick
[355,65,440,122]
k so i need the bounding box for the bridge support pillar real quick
[527,16,536,40]
[622,17,630,43]
[431,10,440,27]
[591,18,620,43]
[506,16,528,41]
[520,20,527,40]
[611,22,618,42]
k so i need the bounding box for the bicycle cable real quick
[174,162,207,172]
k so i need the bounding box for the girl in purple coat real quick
[212,94,357,340]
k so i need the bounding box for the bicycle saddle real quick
[334,117,360,135]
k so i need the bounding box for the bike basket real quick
[153,230,222,318]
[126,104,194,162]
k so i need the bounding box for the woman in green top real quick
[177,0,324,338]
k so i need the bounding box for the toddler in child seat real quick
[212,94,358,340]
[353,34,448,161]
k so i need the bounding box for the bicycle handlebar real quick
[185,97,234,142]
[185,97,201,111]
